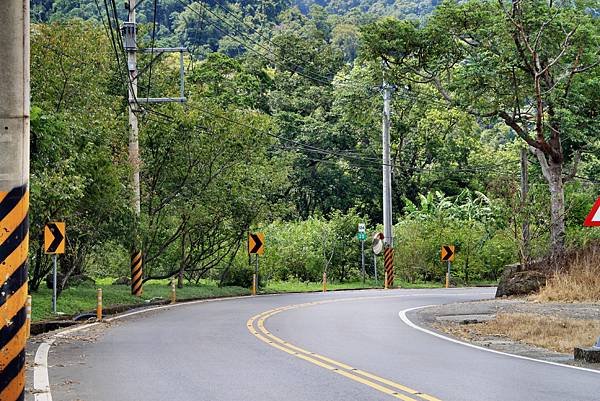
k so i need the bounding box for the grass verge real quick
[31,283,250,322]
[30,278,451,322]
[445,313,600,354]
[263,279,441,293]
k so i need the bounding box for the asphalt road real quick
[43,288,600,401]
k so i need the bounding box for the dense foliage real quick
[28,0,600,293]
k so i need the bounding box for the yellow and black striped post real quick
[384,246,394,289]
[131,250,143,296]
[1,2,30,399]
[0,185,29,401]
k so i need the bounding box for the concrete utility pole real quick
[0,1,30,400]
[123,0,143,296]
[126,0,140,216]
[121,1,187,295]
[382,79,395,289]
[520,147,530,266]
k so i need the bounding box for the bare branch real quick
[498,110,540,149]
[531,146,553,182]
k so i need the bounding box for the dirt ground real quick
[415,298,600,370]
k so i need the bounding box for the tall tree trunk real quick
[533,149,565,256]
[548,161,565,256]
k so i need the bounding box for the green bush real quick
[221,264,254,288]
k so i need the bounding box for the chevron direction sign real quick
[248,232,265,255]
[45,222,66,254]
[441,245,455,262]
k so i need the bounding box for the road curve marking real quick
[33,340,54,401]
[398,305,600,375]
[247,295,458,401]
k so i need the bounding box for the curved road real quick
[44,288,600,401]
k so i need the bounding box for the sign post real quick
[441,245,455,288]
[361,239,365,283]
[45,222,66,313]
[372,233,384,286]
[357,224,366,283]
[249,232,265,295]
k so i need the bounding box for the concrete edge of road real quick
[398,305,600,375]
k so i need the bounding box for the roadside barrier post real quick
[131,250,143,296]
[384,247,394,289]
[252,274,257,296]
[384,271,388,289]
[1,3,30,399]
[322,272,327,293]
[96,289,103,321]
[171,282,176,304]
[26,296,32,339]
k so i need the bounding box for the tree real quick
[362,0,600,254]
[29,22,131,291]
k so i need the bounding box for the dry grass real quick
[536,245,600,302]
[466,313,600,353]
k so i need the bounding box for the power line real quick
[175,0,345,87]
[211,0,341,80]
[143,100,526,178]
[92,1,575,184]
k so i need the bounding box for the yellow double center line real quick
[247,296,442,401]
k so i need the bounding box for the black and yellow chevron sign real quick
[441,245,455,262]
[44,222,66,254]
[248,233,265,255]
[0,184,29,401]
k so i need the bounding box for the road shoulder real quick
[409,299,600,371]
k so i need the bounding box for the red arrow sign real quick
[584,196,600,227]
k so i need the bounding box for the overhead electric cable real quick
[175,0,345,87]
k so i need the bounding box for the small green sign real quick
[357,232,367,241]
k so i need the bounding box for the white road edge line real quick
[398,305,600,375]
[33,339,55,401]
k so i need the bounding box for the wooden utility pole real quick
[0,1,30,399]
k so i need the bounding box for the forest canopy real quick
[27,0,600,292]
